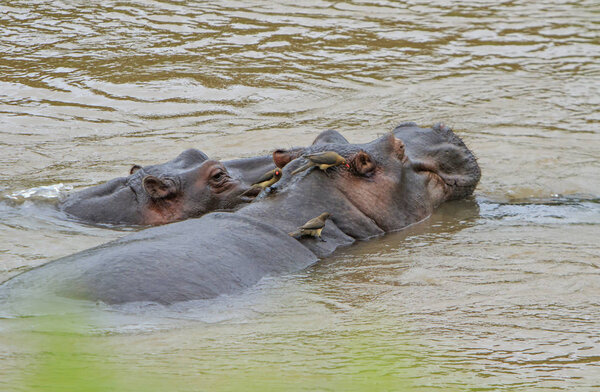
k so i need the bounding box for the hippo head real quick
[257,124,480,239]
[60,149,257,226]
[393,122,481,201]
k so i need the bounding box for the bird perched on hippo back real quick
[289,212,331,241]
[291,151,350,175]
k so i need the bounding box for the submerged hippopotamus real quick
[60,150,262,226]
[1,123,480,305]
[59,131,345,226]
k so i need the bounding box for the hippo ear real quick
[142,176,177,199]
[312,130,349,145]
[175,148,209,165]
[273,148,303,168]
[351,151,377,176]
[383,133,407,162]
[130,164,142,175]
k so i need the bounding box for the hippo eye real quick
[212,172,224,181]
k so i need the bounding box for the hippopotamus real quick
[58,131,346,226]
[0,123,480,305]
[59,150,261,226]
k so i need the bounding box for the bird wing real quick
[252,169,275,185]
[291,162,313,175]
[305,152,337,164]
[301,217,325,230]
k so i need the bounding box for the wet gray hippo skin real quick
[1,123,479,305]
[392,122,480,200]
[228,129,349,180]
[59,130,346,226]
[59,149,262,226]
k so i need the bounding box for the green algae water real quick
[0,0,599,390]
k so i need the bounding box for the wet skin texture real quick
[59,149,268,226]
[58,131,343,226]
[1,124,479,305]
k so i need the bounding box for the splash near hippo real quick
[0,123,480,305]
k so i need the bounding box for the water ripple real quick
[0,0,599,389]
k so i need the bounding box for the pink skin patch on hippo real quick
[336,167,399,231]
[142,197,185,226]
[334,136,430,231]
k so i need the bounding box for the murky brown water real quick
[1,0,599,390]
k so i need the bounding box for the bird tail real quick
[291,162,312,175]
[288,230,302,238]
[240,185,261,197]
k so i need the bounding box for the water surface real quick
[0,0,598,390]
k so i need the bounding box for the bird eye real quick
[275,170,280,175]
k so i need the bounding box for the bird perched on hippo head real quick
[291,151,350,175]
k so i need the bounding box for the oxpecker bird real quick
[252,168,282,189]
[288,212,331,241]
[291,151,349,175]
[242,168,282,196]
